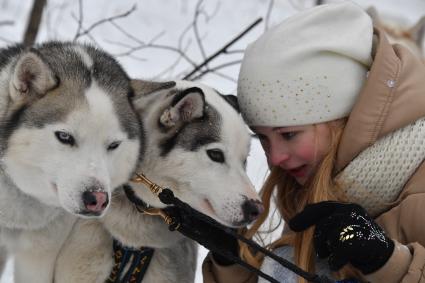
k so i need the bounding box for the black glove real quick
[162,205,239,266]
[289,201,394,274]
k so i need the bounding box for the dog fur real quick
[50,80,262,283]
[0,41,142,282]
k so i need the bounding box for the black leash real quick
[123,177,337,283]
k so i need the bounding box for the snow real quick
[0,0,424,282]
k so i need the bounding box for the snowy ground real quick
[0,0,424,282]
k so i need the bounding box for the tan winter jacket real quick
[202,27,425,283]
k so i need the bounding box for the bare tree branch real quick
[0,20,13,26]
[190,59,242,81]
[71,12,100,45]
[178,22,193,51]
[109,21,146,45]
[183,17,263,80]
[193,0,208,62]
[74,0,84,40]
[73,4,137,41]
[45,1,70,39]
[222,49,245,55]
[153,42,192,79]
[105,18,197,69]
[114,42,197,67]
[208,70,237,83]
[23,0,47,46]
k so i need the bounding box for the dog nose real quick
[82,191,109,213]
[242,199,264,222]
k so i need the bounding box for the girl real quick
[203,1,425,282]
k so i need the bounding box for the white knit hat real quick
[238,1,373,127]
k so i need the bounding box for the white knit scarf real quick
[336,117,425,217]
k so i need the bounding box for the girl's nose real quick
[268,146,290,167]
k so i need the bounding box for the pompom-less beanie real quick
[238,1,373,127]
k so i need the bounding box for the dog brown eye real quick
[55,131,75,146]
[207,149,225,163]
[107,141,121,151]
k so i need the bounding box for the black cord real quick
[123,184,335,283]
[158,188,335,283]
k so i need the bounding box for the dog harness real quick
[106,239,154,283]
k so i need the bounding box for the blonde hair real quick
[240,120,347,283]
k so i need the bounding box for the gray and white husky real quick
[0,42,141,282]
[51,80,263,283]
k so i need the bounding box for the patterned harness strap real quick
[106,239,155,283]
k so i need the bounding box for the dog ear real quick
[131,79,176,98]
[131,79,176,111]
[159,87,205,128]
[9,51,57,103]
[222,94,240,113]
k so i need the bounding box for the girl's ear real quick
[159,87,205,128]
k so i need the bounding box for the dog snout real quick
[242,199,264,223]
[82,191,109,214]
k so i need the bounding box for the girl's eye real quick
[281,132,297,140]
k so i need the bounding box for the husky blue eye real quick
[54,131,75,146]
[107,141,121,151]
[207,149,225,163]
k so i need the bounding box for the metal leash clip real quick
[128,173,179,229]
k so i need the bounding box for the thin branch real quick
[223,49,245,55]
[104,39,136,49]
[110,40,197,68]
[208,71,237,83]
[109,21,145,45]
[190,60,242,81]
[105,18,197,72]
[264,0,274,31]
[70,12,100,46]
[0,20,13,26]
[74,0,84,40]
[73,4,137,41]
[153,42,192,79]
[193,0,208,62]
[125,54,147,62]
[45,1,70,39]
[183,17,263,80]
[178,21,193,50]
